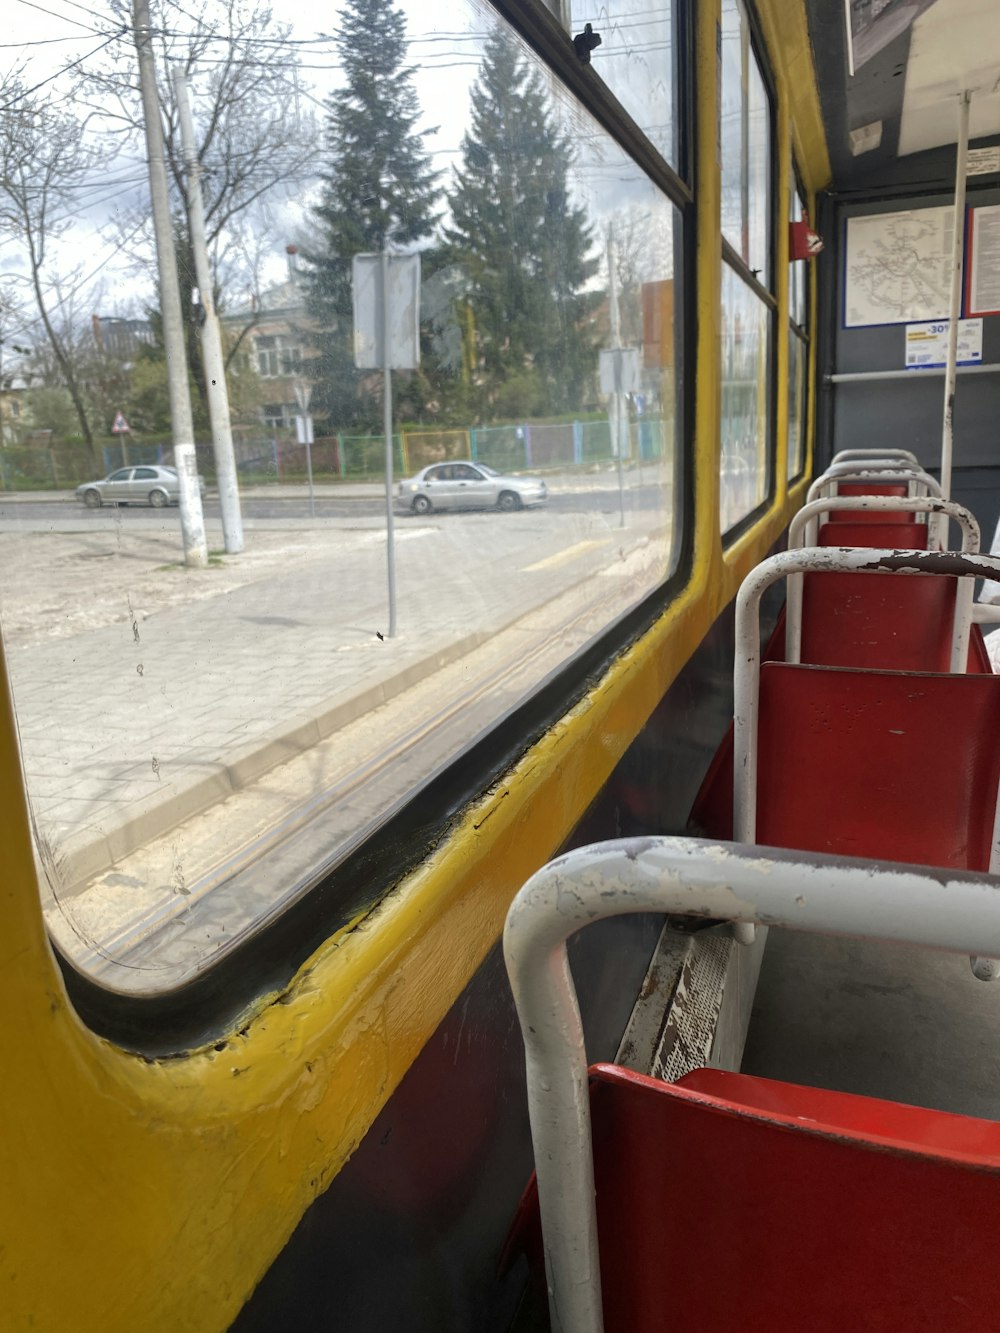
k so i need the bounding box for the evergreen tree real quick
[305,0,440,430]
[443,30,598,421]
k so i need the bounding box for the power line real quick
[11,0,109,36]
[0,31,125,110]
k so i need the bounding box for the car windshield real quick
[478,465,499,477]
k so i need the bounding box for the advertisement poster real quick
[966,205,1000,318]
[904,319,982,369]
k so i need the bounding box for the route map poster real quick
[844,206,954,327]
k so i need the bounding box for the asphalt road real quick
[0,485,667,527]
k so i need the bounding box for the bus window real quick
[2,2,688,996]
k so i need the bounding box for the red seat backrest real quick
[688,610,993,843]
[829,481,910,522]
[799,571,957,672]
[583,1063,1000,1332]
[756,662,1000,869]
[818,519,928,549]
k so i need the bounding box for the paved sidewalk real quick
[1,495,668,905]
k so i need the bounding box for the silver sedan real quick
[397,462,547,515]
[75,465,206,509]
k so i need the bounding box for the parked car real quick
[397,461,547,515]
[75,465,206,509]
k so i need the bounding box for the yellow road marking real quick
[523,538,611,572]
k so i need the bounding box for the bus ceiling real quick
[806,0,1000,189]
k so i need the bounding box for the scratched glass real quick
[720,0,772,288]
[0,0,685,994]
[720,263,772,533]
[562,0,679,169]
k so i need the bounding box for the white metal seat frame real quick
[806,466,943,507]
[832,448,920,466]
[733,547,1000,947]
[504,836,1000,1333]
[787,495,979,553]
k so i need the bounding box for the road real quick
[0,484,667,527]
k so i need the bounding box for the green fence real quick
[0,413,672,491]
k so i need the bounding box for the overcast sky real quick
[1,0,487,336]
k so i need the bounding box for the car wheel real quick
[149,489,169,508]
[497,490,521,513]
[412,494,432,515]
[82,489,102,509]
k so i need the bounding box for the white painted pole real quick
[133,0,207,567]
[382,247,397,639]
[606,228,626,529]
[940,90,972,502]
[173,67,245,554]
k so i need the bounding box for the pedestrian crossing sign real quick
[111,412,130,434]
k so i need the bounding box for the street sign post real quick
[352,253,422,639]
[293,379,315,518]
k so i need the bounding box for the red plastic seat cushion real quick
[583,1062,1000,1331]
[756,662,1000,868]
[817,520,928,549]
[829,482,910,521]
[800,571,957,672]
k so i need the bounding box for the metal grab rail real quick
[504,836,1000,1333]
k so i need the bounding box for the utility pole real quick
[133,0,207,568]
[173,66,245,554]
[606,227,627,529]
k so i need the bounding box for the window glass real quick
[787,327,806,481]
[3,2,685,993]
[719,0,772,285]
[720,264,771,533]
[134,467,157,479]
[719,0,744,255]
[108,469,132,482]
[746,56,770,286]
[790,185,808,330]
[562,1,678,169]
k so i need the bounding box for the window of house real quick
[256,334,303,378]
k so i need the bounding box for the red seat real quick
[689,617,994,842]
[756,662,1000,869]
[799,570,958,672]
[506,1062,1000,1331]
[817,519,928,549]
[829,481,910,522]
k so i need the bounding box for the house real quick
[222,248,318,432]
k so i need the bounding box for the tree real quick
[0,76,109,466]
[304,0,440,430]
[442,30,599,421]
[79,0,320,414]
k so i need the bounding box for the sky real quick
[1,0,678,360]
[0,0,486,348]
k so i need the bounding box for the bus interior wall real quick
[230,594,782,1332]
